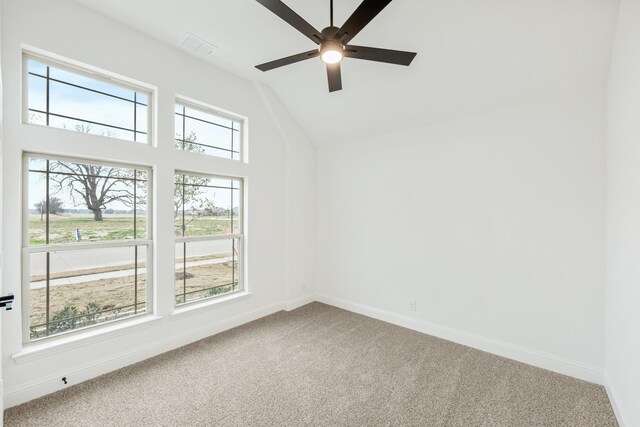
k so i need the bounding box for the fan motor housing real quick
[321,26,340,39]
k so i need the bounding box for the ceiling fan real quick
[255,0,417,92]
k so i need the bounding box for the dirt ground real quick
[30,260,238,333]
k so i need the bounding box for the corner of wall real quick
[604,1,640,426]
[251,81,317,305]
[604,370,628,427]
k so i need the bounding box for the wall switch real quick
[409,299,416,312]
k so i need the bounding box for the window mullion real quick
[133,92,138,143]
[134,170,138,314]
[182,174,187,302]
[45,65,50,126]
[45,159,51,336]
[182,106,186,150]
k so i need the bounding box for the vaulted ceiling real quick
[73,0,620,145]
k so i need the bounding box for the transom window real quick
[175,100,243,160]
[174,172,243,305]
[24,154,152,341]
[24,54,151,144]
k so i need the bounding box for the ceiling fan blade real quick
[256,0,325,44]
[327,63,342,92]
[333,0,393,45]
[256,50,320,71]
[344,45,416,66]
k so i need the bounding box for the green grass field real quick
[29,214,237,245]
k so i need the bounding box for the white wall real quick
[253,83,316,308]
[0,0,5,415]
[606,0,640,425]
[316,88,607,382]
[1,0,315,406]
[0,0,619,414]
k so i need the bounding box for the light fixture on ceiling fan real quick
[255,0,417,92]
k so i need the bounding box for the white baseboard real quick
[315,293,604,385]
[604,370,628,427]
[3,293,608,411]
[4,301,285,408]
[285,293,315,311]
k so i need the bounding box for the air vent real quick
[181,33,217,57]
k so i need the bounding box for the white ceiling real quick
[73,0,620,146]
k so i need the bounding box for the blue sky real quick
[27,58,241,214]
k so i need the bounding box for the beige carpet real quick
[4,303,617,426]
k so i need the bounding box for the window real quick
[24,54,151,143]
[175,100,243,160]
[174,172,243,305]
[19,51,249,345]
[24,154,152,341]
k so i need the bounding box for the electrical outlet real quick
[409,299,416,312]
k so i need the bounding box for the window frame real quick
[174,96,247,162]
[173,170,245,306]
[22,50,154,145]
[21,152,154,344]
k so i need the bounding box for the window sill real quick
[171,291,253,318]
[12,315,162,364]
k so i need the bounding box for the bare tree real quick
[174,131,214,233]
[175,130,204,153]
[174,132,209,217]
[48,126,207,223]
[47,124,142,221]
[50,161,139,221]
